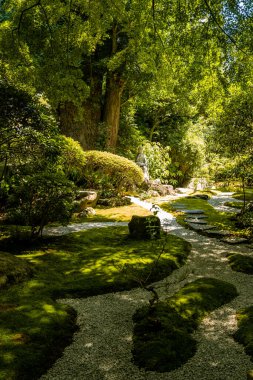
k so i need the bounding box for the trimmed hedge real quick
[82,150,144,194]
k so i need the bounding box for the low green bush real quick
[132,277,238,372]
[7,171,75,237]
[82,150,144,195]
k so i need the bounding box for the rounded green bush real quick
[82,150,144,194]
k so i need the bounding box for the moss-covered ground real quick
[226,253,253,274]
[234,306,253,362]
[232,189,253,202]
[0,226,190,380]
[73,203,152,223]
[132,278,238,372]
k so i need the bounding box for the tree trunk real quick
[58,99,101,150]
[104,73,125,152]
[58,72,103,150]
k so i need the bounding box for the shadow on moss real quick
[227,253,253,274]
[132,277,238,372]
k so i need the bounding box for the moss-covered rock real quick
[128,215,161,239]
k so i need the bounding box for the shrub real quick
[7,171,75,237]
[82,150,144,195]
[59,136,87,183]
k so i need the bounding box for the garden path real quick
[40,193,253,380]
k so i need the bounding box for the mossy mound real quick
[0,251,32,287]
[227,253,253,274]
[132,277,238,372]
[234,306,253,360]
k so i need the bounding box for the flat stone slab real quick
[184,210,205,214]
[204,230,232,238]
[221,237,250,245]
[185,219,207,224]
[188,223,216,231]
[186,215,207,219]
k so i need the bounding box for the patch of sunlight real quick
[27,280,45,289]
[40,317,50,324]
[84,342,93,348]
[3,352,15,364]
[43,304,56,314]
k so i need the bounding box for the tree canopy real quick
[0,0,252,184]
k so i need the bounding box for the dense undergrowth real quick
[0,226,190,380]
[132,277,238,372]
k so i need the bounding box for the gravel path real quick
[43,221,128,236]
[40,194,253,380]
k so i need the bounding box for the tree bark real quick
[58,99,101,150]
[104,73,125,152]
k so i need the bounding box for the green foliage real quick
[0,83,77,236]
[234,306,253,361]
[227,253,253,274]
[142,142,172,183]
[7,171,75,237]
[132,278,238,372]
[59,136,87,183]
[0,227,190,378]
[82,150,144,195]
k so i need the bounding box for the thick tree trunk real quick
[58,99,101,150]
[58,72,103,150]
[104,73,125,152]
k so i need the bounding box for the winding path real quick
[40,194,253,380]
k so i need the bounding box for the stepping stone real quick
[188,223,216,231]
[221,237,249,245]
[184,210,205,214]
[185,219,208,225]
[186,215,207,219]
[204,230,232,238]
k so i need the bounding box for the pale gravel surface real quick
[40,193,253,380]
[43,221,128,236]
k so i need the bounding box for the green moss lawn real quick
[0,226,190,380]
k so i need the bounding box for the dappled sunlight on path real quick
[40,193,253,380]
